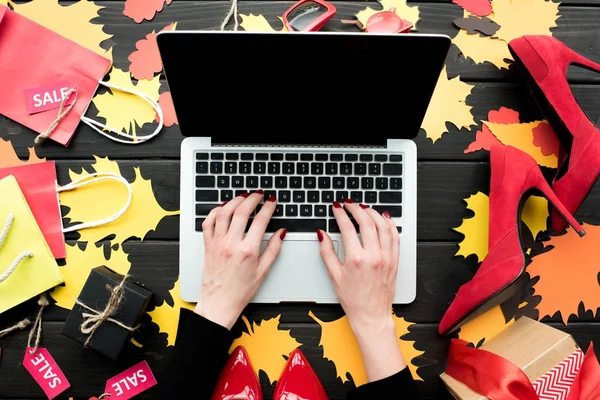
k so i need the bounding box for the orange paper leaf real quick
[528,223,600,325]
[0,138,45,168]
[157,91,178,127]
[123,0,172,23]
[129,23,176,81]
[465,107,519,153]
[457,305,514,347]
[230,315,301,384]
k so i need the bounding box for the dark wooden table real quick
[1,0,600,398]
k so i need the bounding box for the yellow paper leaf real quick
[240,14,286,32]
[421,67,475,143]
[59,155,179,245]
[453,29,512,70]
[1,0,8,6]
[12,0,112,60]
[484,121,558,168]
[148,279,194,346]
[309,311,423,386]
[457,305,514,346]
[492,0,560,43]
[92,68,161,136]
[230,315,301,384]
[453,192,549,261]
[0,138,45,168]
[356,0,420,31]
[529,223,600,325]
[51,243,131,310]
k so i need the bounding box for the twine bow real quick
[76,275,139,347]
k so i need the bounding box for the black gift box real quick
[61,266,153,360]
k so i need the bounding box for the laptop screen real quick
[157,31,450,146]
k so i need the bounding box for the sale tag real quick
[23,348,70,399]
[104,361,157,399]
[24,80,76,115]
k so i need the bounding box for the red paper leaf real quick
[452,0,492,17]
[532,121,560,157]
[488,106,520,124]
[129,23,176,80]
[465,124,501,153]
[157,91,178,127]
[123,0,172,23]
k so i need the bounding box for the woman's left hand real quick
[194,191,286,330]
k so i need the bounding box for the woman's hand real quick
[318,199,406,383]
[194,191,286,330]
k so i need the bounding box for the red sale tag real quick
[104,361,157,399]
[23,348,70,399]
[24,80,77,115]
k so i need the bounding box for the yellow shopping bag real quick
[0,175,64,314]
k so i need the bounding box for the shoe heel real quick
[566,45,600,73]
[534,175,586,237]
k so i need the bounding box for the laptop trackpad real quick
[255,238,339,303]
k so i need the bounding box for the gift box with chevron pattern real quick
[440,317,594,400]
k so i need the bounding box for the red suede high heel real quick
[211,346,263,400]
[273,349,328,400]
[508,35,600,234]
[439,145,585,335]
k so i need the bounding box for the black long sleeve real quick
[156,309,422,399]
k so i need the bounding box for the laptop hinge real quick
[214,143,387,149]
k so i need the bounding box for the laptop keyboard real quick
[194,152,403,233]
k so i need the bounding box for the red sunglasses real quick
[282,0,337,32]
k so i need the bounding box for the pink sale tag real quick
[23,348,70,399]
[104,361,157,399]
[24,80,77,115]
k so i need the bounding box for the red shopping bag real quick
[0,5,110,146]
[0,162,65,259]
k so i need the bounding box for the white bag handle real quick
[57,172,133,233]
[80,79,164,145]
[0,213,34,284]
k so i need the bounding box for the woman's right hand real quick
[317,199,406,383]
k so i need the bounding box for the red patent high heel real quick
[273,349,328,400]
[438,145,585,335]
[508,35,600,234]
[211,346,263,400]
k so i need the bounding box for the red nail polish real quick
[280,229,287,240]
[383,211,391,219]
[255,189,264,194]
[267,195,276,202]
[316,229,324,242]
[220,201,228,207]
[344,198,354,204]
[333,201,342,209]
[359,204,369,209]
[241,192,250,198]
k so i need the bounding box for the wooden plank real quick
[0,321,598,399]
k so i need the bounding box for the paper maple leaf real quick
[240,14,286,32]
[157,92,178,127]
[59,155,179,245]
[123,0,172,23]
[532,122,560,157]
[452,0,492,17]
[0,138,45,168]
[309,311,423,386]
[356,0,420,31]
[129,23,177,81]
[453,28,512,69]
[92,68,161,137]
[453,192,549,262]
[457,305,515,347]
[12,0,112,60]
[230,315,301,384]
[528,223,600,325]
[51,242,131,310]
[148,279,194,346]
[492,0,560,43]
[421,67,475,143]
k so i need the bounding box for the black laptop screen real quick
[157,31,450,146]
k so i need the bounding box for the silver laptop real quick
[157,31,451,304]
